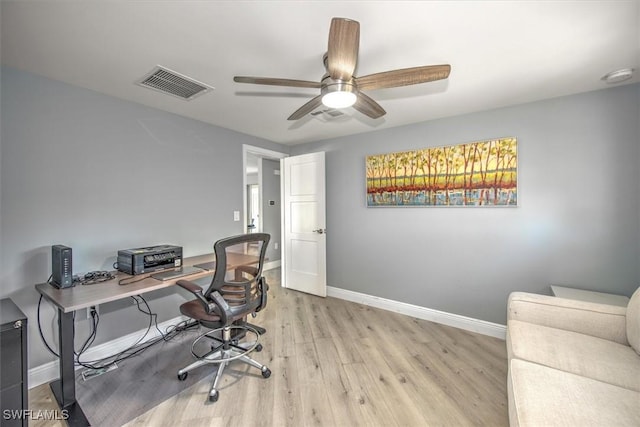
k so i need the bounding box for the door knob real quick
[313,228,326,234]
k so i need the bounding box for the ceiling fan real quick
[233,17,451,121]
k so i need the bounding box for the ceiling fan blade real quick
[327,18,360,81]
[234,76,321,89]
[288,95,324,120]
[353,92,386,119]
[355,64,451,91]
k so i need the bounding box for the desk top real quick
[35,252,259,313]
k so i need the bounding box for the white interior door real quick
[282,152,326,297]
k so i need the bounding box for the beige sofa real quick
[506,287,640,426]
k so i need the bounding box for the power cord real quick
[73,271,115,286]
[74,294,199,370]
[37,291,198,372]
[37,294,101,360]
[118,273,154,286]
[37,293,60,358]
[111,260,153,286]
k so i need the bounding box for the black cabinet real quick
[1,298,28,427]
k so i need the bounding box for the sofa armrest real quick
[507,292,628,345]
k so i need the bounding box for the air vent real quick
[310,108,347,122]
[137,66,213,100]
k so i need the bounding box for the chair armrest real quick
[176,279,203,294]
[209,291,230,325]
[255,277,268,312]
[260,276,269,292]
[507,292,628,345]
[177,279,216,314]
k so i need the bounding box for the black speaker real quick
[51,245,73,288]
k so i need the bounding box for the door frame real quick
[242,144,288,268]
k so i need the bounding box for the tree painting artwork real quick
[366,137,517,207]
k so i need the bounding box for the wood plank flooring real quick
[29,269,508,426]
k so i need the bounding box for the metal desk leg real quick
[49,309,90,427]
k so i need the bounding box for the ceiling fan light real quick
[322,90,357,109]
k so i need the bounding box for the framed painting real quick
[366,137,517,207]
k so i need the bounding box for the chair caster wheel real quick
[262,368,271,378]
[209,391,219,402]
[177,372,188,381]
[255,343,263,352]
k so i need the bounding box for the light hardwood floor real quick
[30,269,508,426]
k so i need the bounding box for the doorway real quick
[247,183,259,232]
[242,145,288,270]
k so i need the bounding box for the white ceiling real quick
[2,1,639,146]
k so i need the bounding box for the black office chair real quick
[175,233,271,403]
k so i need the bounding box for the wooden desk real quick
[35,252,258,427]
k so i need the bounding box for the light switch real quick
[233,211,240,221]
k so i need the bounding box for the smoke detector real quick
[601,68,634,84]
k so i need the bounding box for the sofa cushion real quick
[507,292,628,344]
[627,287,640,355]
[509,359,640,427]
[507,320,640,391]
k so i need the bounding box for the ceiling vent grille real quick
[310,108,347,122]
[137,66,213,100]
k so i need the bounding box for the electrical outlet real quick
[233,210,240,221]
[87,305,99,318]
[274,242,279,250]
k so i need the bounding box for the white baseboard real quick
[29,315,191,389]
[264,259,281,271]
[327,286,506,340]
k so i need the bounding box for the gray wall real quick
[261,159,281,262]
[1,65,638,369]
[0,67,288,367]
[292,84,640,325]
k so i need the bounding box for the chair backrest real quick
[204,233,270,319]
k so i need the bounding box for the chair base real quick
[177,325,270,403]
[245,321,266,335]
